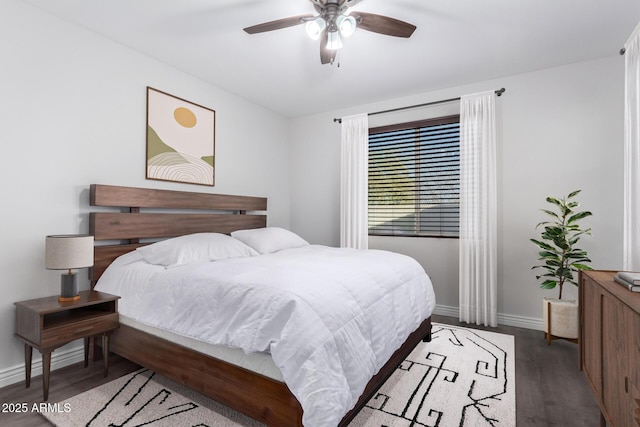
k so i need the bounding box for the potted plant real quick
[530,190,592,344]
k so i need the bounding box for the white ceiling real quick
[24,0,640,117]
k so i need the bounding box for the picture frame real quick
[146,87,215,186]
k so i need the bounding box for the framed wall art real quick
[146,87,215,186]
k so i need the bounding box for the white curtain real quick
[624,22,640,271]
[340,113,369,249]
[459,91,498,327]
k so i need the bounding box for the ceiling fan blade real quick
[244,14,313,34]
[320,31,337,64]
[352,11,416,38]
[341,0,364,7]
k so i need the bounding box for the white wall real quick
[0,0,291,386]
[290,56,625,328]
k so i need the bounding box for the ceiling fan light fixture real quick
[326,30,343,50]
[336,14,356,37]
[244,0,417,65]
[305,17,326,40]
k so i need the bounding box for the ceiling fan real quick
[243,0,416,65]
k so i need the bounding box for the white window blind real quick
[368,115,460,237]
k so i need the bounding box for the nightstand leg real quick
[42,351,51,401]
[102,334,110,377]
[83,337,90,368]
[24,344,32,388]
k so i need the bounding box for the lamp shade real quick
[327,30,343,50]
[45,235,94,270]
[305,17,326,40]
[337,14,356,37]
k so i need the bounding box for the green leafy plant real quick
[530,190,593,299]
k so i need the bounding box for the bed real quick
[88,184,435,427]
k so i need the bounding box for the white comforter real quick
[96,245,436,427]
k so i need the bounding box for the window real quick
[368,115,460,238]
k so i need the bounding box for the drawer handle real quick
[625,376,629,393]
[73,326,95,335]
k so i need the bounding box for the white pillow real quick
[231,227,309,254]
[136,233,258,268]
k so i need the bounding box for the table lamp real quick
[45,235,94,302]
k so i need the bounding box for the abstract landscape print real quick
[146,87,215,186]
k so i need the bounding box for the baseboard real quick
[432,304,461,319]
[497,311,544,330]
[433,304,544,331]
[0,345,85,389]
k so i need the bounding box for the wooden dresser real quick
[579,270,640,427]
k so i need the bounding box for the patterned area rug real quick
[350,323,515,426]
[43,323,515,427]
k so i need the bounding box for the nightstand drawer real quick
[41,313,119,349]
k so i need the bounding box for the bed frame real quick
[89,184,432,426]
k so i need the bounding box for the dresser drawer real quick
[41,313,119,349]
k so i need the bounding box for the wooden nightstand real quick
[14,290,120,401]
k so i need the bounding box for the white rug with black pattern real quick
[43,323,515,427]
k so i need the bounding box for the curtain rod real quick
[333,87,506,123]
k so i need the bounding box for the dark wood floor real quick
[0,315,601,427]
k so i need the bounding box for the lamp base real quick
[60,273,79,303]
[58,295,81,303]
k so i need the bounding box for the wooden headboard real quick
[89,184,267,286]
